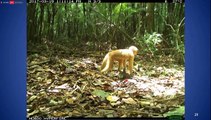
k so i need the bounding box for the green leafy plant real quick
[92,89,110,101]
[143,32,163,55]
[164,106,184,119]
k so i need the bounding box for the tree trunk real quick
[38,4,44,41]
[146,3,155,33]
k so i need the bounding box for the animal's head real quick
[129,46,138,55]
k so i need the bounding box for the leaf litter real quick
[27,54,184,118]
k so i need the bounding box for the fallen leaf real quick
[66,98,74,104]
[55,83,69,89]
[122,98,136,104]
[139,101,151,106]
[27,110,39,117]
[110,101,121,106]
[28,95,37,103]
[62,76,69,81]
[92,89,110,101]
[106,95,119,102]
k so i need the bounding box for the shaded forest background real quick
[28,3,184,64]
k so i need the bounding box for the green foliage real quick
[92,89,110,101]
[143,32,163,54]
[144,32,162,45]
[113,3,136,15]
[112,3,137,23]
[113,3,125,14]
[164,106,184,119]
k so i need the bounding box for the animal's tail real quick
[101,53,110,72]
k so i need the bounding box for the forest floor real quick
[27,53,184,118]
